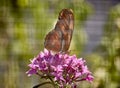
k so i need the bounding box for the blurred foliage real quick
[0,0,93,88]
[87,4,120,88]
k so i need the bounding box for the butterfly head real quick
[58,9,74,20]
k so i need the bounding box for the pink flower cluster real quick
[26,49,93,88]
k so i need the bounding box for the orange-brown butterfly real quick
[44,9,74,54]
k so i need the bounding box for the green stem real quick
[36,72,42,77]
[36,72,58,88]
[48,75,57,88]
[36,72,47,79]
[33,81,51,88]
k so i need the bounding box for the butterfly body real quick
[44,9,74,53]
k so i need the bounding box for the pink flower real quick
[26,49,94,88]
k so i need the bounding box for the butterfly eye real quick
[58,16,61,20]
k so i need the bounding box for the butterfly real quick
[44,9,74,54]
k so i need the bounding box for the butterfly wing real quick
[44,9,74,53]
[44,30,62,53]
[58,9,74,52]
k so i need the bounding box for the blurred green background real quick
[0,0,120,88]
